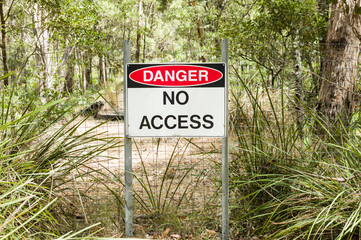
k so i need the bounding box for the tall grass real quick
[132,138,203,215]
[230,69,361,239]
[0,78,120,239]
[94,137,216,236]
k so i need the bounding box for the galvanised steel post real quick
[221,39,229,240]
[123,40,133,237]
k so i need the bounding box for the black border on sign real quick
[127,63,225,88]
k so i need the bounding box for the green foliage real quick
[157,0,172,11]
[356,5,361,15]
[50,0,102,47]
[219,0,326,89]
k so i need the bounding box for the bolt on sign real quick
[126,63,226,137]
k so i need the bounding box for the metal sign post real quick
[123,40,133,237]
[221,39,229,240]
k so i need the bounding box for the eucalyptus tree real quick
[317,0,361,128]
[0,0,19,86]
[0,0,9,85]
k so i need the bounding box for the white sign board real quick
[126,63,226,137]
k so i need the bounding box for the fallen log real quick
[95,112,124,121]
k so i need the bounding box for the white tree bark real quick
[33,3,53,92]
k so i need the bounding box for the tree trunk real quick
[0,0,8,86]
[63,46,75,94]
[85,55,92,86]
[292,31,304,130]
[42,26,52,90]
[44,30,52,90]
[317,1,361,127]
[191,0,206,62]
[82,50,92,91]
[64,55,75,94]
[33,3,43,80]
[56,45,74,85]
[99,54,105,85]
[317,0,330,91]
[33,3,52,93]
[135,0,143,62]
[81,51,86,93]
[103,56,107,82]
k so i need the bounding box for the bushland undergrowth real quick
[0,77,120,239]
[229,70,361,239]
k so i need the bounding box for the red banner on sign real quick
[129,65,223,87]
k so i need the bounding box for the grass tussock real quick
[0,78,120,239]
[230,69,361,239]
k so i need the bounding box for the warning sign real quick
[126,63,226,137]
